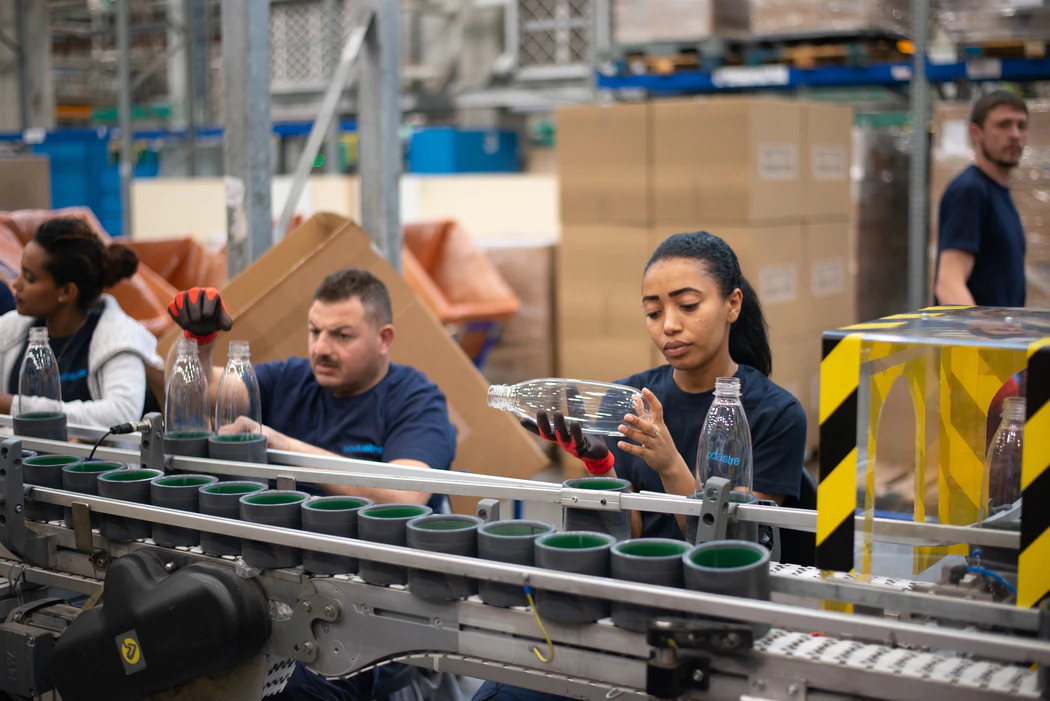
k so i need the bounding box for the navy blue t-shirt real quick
[254,358,456,511]
[609,364,807,540]
[0,285,14,316]
[937,165,1026,307]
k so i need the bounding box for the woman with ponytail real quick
[525,231,806,539]
[0,218,161,427]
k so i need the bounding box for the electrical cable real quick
[523,585,555,664]
[87,430,113,462]
[969,566,1018,595]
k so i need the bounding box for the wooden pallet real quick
[748,38,909,69]
[961,38,1048,60]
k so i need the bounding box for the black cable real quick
[87,431,113,462]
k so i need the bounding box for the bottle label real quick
[706,450,742,467]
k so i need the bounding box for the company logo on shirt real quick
[60,368,88,383]
[343,443,384,457]
[706,450,741,467]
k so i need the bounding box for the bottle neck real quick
[1001,397,1026,424]
[487,384,511,411]
[176,338,199,358]
[713,377,741,400]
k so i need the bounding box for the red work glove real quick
[167,287,233,345]
[523,409,615,476]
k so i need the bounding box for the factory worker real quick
[473,232,809,701]
[164,267,456,510]
[166,269,457,701]
[0,218,161,426]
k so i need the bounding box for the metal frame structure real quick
[0,420,1047,700]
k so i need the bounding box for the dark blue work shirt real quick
[255,358,456,512]
[937,165,1026,307]
[609,364,807,539]
[0,285,14,316]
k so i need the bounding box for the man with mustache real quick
[164,269,457,699]
[164,268,456,509]
[935,91,1029,307]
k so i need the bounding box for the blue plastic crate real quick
[407,128,520,174]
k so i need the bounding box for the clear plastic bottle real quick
[165,337,211,438]
[980,396,1024,525]
[695,377,753,496]
[17,327,63,418]
[487,378,651,436]
[214,341,263,439]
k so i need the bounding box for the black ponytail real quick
[34,218,139,309]
[645,231,773,377]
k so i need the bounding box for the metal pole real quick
[273,12,373,243]
[222,0,273,278]
[14,0,29,131]
[184,0,197,176]
[908,0,930,311]
[201,0,213,124]
[323,0,341,175]
[117,0,133,239]
[359,0,403,273]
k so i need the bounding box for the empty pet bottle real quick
[163,337,212,457]
[208,341,268,463]
[13,327,67,440]
[696,377,753,496]
[487,378,651,436]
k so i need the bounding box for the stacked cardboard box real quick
[937,0,1050,42]
[613,0,749,45]
[750,0,910,37]
[930,100,1050,308]
[556,98,855,452]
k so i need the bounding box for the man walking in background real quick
[935,91,1028,307]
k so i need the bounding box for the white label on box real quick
[712,65,789,88]
[891,65,913,81]
[758,143,798,181]
[940,120,971,157]
[811,258,846,297]
[760,264,798,304]
[1010,0,1043,9]
[812,145,848,181]
[966,59,1002,80]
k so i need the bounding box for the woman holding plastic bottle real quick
[0,218,162,426]
[524,231,808,539]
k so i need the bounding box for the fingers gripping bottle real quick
[487,378,651,436]
[13,327,67,440]
[207,341,268,464]
[696,377,753,497]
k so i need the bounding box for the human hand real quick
[217,416,290,450]
[522,409,615,475]
[616,388,683,475]
[167,287,233,344]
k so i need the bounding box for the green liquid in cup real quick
[242,492,307,506]
[67,462,122,473]
[617,540,689,558]
[165,431,212,440]
[17,412,63,420]
[542,533,610,549]
[305,498,369,511]
[24,455,81,467]
[202,483,266,495]
[572,478,626,490]
[690,546,764,569]
[101,469,162,482]
[413,518,476,531]
[154,475,215,488]
[364,506,429,519]
[485,524,550,537]
[212,433,263,443]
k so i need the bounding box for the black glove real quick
[522,409,614,474]
[167,287,233,343]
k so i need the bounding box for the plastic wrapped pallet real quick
[750,0,910,37]
[937,0,1050,42]
[613,0,749,45]
[930,100,1050,308]
[852,122,911,321]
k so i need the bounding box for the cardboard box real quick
[557,104,651,227]
[557,227,653,341]
[802,103,852,221]
[652,97,803,227]
[802,220,855,335]
[560,337,656,384]
[158,213,549,512]
[614,0,749,44]
[769,333,821,451]
[0,156,51,212]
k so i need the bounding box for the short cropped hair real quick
[313,268,393,327]
[972,91,1028,128]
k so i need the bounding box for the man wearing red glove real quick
[166,270,457,700]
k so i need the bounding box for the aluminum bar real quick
[25,488,1050,666]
